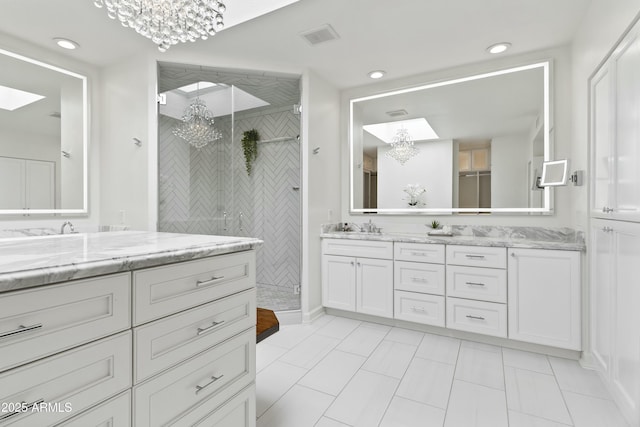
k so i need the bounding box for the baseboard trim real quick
[274,309,302,325]
[302,306,325,324]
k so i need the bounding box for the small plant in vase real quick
[430,220,440,230]
[242,129,259,176]
[403,184,426,207]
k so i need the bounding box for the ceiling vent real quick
[299,24,340,46]
[386,109,408,118]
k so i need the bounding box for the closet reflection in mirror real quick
[0,48,87,214]
[351,62,551,214]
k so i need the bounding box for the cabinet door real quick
[322,255,356,311]
[590,221,614,373]
[25,160,55,209]
[356,258,393,318]
[611,221,640,420]
[590,66,613,216]
[508,248,581,350]
[0,157,25,209]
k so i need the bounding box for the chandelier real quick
[93,0,226,52]
[386,127,419,165]
[172,98,222,149]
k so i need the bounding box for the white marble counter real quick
[320,231,585,251]
[0,231,263,293]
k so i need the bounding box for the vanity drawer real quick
[134,289,256,383]
[133,328,255,427]
[394,261,445,295]
[446,265,507,303]
[0,331,131,427]
[133,251,255,325]
[322,239,393,259]
[446,245,507,269]
[56,390,131,427]
[176,384,255,427]
[394,242,445,263]
[394,291,445,327]
[446,298,507,338]
[0,273,130,373]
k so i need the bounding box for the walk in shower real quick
[157,62,302,312]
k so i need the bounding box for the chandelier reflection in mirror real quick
[386,127,419,165]
[93,0,226,52]
[172,98,222,150]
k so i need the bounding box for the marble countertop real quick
[0,231,263,293]
[320,231,585,251]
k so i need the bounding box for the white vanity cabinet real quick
[508,248,581,350]
[322,239,394,318]
[445,245,508,338]
[393,242,445,326]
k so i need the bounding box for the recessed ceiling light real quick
[54,38,79,50]
[368,70,386,79]
[487,42,511,54]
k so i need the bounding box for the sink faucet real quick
[60,221,75,234]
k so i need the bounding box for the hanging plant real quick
[242,129,259,176]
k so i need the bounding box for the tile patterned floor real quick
[256,315,630,427]
[257,283,300,311]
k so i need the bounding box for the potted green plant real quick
[242,129,259,176]
[430,220,440,229]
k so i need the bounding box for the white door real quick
[356,257,393,318]
[0,157,25,209]
[507,248,581,350]
[611,221,640,422]
[590,220,614,373]
[322,255,356,311]
[25,160,55,209]
[590,65,613,217]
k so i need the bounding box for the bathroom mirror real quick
[350,61,552,214]
[0,48,88,214]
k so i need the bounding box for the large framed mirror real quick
[350,61,552,214]
[0,48,88,215]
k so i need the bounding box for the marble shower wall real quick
[158,104,301,295]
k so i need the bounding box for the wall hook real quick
[61,150,71,158]
[313,147,320,155]
[133,137,142,147]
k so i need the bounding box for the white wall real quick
[491,134,529,208]
[302,69,341,321]
[341,46,573,232]
[0,32,100,230]
[377,140,453,209]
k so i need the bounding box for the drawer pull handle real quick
[411,277,428,283]
[196,276,225,287]
[411,306,427,313]
[0,399,45,421]
[465,255,486,259]
[465,282,485,287]
[466,315,486,321]
[410,251,427,256]
[195,375,224,394]
[0,323,43,340]
[196,320,225,335]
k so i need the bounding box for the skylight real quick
[176,81,218,94]
[363,118,439,143]
[0,85,45,111]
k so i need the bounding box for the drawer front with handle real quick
[133,251,255,325]
[446,265,507,303]
[446,245,507,269]
[178,384,255,427]
[394,290,445,327]
[446,298,507,337]
[0,273,130,373]
[56,390,131,427]
[0,332,131,427]
[394,261,445,295]
[394,242,445,264]
[322,239,393,259]
[133,328,255,427]
[134,289,256,383]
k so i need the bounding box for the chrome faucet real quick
[60,221,75,234]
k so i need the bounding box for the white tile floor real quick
[256,315,630,427]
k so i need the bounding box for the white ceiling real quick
[0,0,591,89]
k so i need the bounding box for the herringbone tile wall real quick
[158,104,301,311]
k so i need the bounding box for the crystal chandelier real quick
[386,127,419,165]
[172,98,222,149]
[93,0,226,52]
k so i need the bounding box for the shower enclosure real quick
[157,62,302,312]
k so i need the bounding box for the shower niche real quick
[157,62,302,312]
